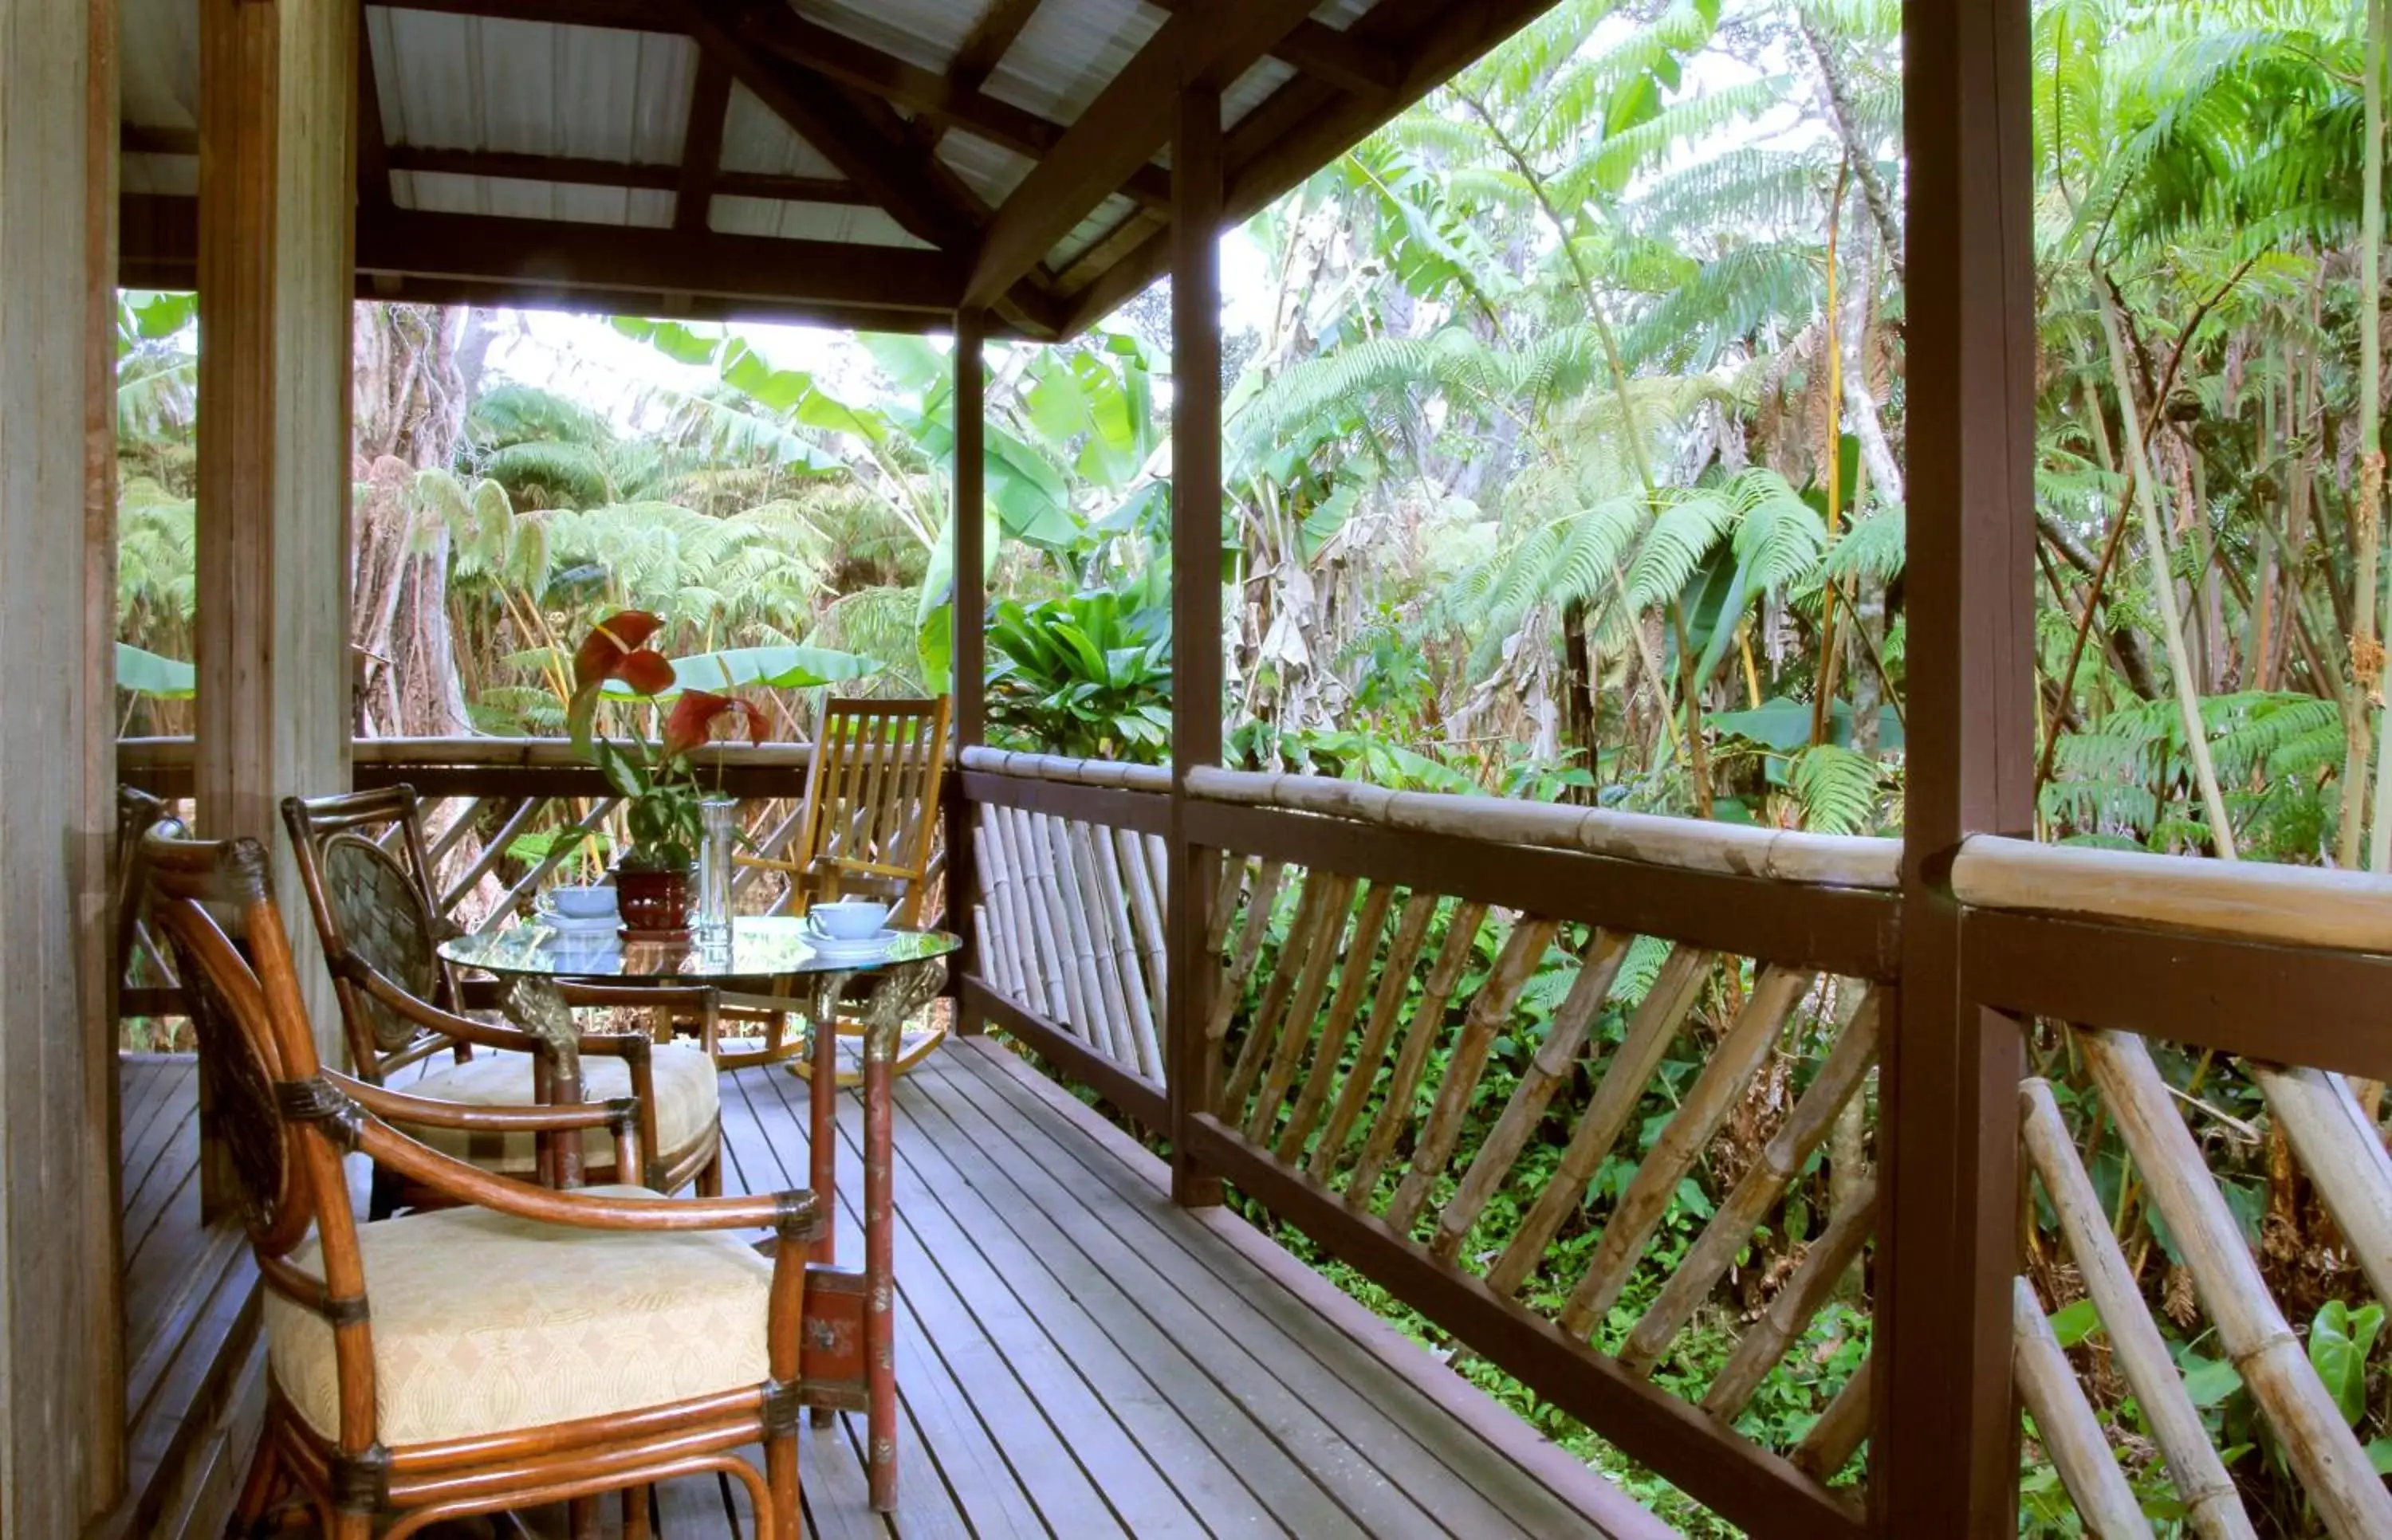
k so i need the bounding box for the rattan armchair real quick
[140,826,822,1539]
[282,787,723,1205]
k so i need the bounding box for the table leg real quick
[805,972,848,1432]
[498,976,588,1188]
[857,958,943,1514]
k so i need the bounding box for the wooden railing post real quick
[1166,79,1226,1208]
[1879,0,2036,1530]
[949,305,988,1031]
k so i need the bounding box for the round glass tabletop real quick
[437,915,961,984]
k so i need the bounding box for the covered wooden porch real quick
[10,0,2390,1535]
[115,1034,1664,1538]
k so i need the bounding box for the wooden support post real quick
[1166,83,1226,1208]
[950,306,987,1031]
[0,0,121,1519]
[1878,0,2036,1531]
[195,0,356,1077]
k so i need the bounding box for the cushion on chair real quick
[402,1043,718,1175]
[264,1187,772,1446]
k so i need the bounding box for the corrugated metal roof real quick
[396,171,677,227]
[986,0,1161,125]
[1048,191,1140,270]
[1222,57,1299,131]
[119,0,197,132]
[368,9,694,167]
[717,83,844,181]
[797,0,977,73]
[709,196,931,247]
[935,131,1037,207]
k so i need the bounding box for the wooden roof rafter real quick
[674,48,734,232]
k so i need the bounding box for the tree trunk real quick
[348,304,490,737]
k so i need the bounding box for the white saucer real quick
[535,907,620,940]
[806,927,897,957]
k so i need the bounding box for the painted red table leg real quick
[857,957,943,1514]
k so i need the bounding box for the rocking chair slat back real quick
[786,697,951,925]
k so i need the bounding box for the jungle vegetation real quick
[111,0,2391,1531]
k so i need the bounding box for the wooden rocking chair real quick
[282,787,724,1206]
[139,824,823,1540]
[727,694,950,1082]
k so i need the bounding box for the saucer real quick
[806,927,897,957]
[535,905,619,933]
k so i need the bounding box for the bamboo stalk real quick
[1486,945,1715,1298]
[1245,876,1363,1143]
[993,803,1062,1019]
[1432,927,1633,1262]
[1619,991,1880,1377]
[1045,812,1124,1062]
[1700,1176,1876,1420]
[1560,967,1814,1335]
[437,796,542,913]
[2020,1078,2252,1540]
[2080,1029,2392,1540]
[1224,873,1342,1114]
[1067,818,1140,1068]
[1346,901,1489,1202]
[1143,830,1169,921]
[1089,823,1164,1078]
[958,745,1174,794]
[974,803,1029,1002]
[1184,765,1900,888]
[1792,1349,1871,1481]
[1204,859,1287,1045]
[1204,851,1249,957]
[2012,1276,2154,1540]
[1277,884,1399,1163]
[1115,824,1170,1023]
[1385,917,1560,1234]
[1017,807,1095,1043]
[1306,892,1437,1183]
[424,794,492,864]
[2246,1063,2392,1306]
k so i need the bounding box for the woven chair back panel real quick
[321,832,441,1054]
[159,921,309,1251]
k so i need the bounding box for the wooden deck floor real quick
[123,1040,1668,1538]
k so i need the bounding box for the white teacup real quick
[547,884,618,919]
[808,898,891,941]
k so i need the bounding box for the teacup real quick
[547,884,618,919]
[808,898,891,941]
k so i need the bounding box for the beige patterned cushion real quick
[265,1187,773,1446]
[401,1043,718,1174]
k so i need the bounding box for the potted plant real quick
[566,611,768,934]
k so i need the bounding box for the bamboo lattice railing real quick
[958,748,1174,1125]
[1957,838,2392,1540]
[1170,765,1901,1539]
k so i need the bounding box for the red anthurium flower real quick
[567,610,671,751]
[661,690,772,762]
[572,610,664,692]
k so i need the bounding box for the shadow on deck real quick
[118,1039,1666,1538]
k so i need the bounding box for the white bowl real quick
[548,884,618,919]
[809,899,891,940]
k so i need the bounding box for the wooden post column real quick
[1878,0,2036,1530]
[0,0,122,1521]
[950,306,987,1029]
[194,0,356,1067]
[1165,82,1226,1208]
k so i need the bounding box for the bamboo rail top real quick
[959,746,1173,793]
[1953,835,2392,955]
[1184,766,1903,890]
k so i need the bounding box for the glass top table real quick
[437,914,961,985]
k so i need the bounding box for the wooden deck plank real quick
[915,1050,1540,1539]
[866,1061,1414,1536]
[725,1068,1144,1538]
[776,1064,1323,1538]
[715,1069,1034,1540]
[946,1037,1648,1538]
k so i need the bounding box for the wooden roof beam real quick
[676,0,975,248]
[358,22,395,208]
[963,0,1323,311]
[726,0,1170,208]
[1146,0,1399,96]
[1058,0,1568,335]
[674,47,734,231]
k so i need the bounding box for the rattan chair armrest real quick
[349,963,559,1059]
[328,1067,637,1133]
[352,1115,822,1239]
